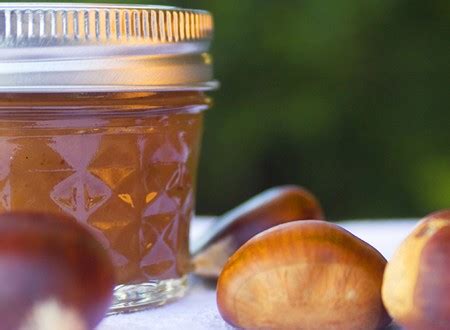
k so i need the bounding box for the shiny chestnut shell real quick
[382,210,450,330]
[217,220,391,330]
[192,185,324,278]
[0,212,114,330]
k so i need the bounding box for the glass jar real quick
[0,3,215,313]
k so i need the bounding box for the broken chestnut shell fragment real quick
[192,185,324,278]
[0,212,114,330]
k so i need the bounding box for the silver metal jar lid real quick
[0,3,216,92]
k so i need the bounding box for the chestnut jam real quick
[0,3,215,312]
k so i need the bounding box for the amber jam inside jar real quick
[0,91,209,310]
[0,2,215,312]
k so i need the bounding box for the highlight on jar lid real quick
[0,3,216,92]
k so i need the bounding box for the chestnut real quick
[192,185,324,278]
[382,210,450,330]
[0,212,114,330]
[217,220,391,330]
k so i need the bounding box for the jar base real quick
[108,276,188,314]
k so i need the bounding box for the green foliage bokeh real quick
[8,0,450,219]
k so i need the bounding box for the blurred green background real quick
[10,1,450,219]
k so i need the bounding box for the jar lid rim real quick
[0,3,215,91]
[0,3,205,11]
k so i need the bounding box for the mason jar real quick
[0,3,215,313]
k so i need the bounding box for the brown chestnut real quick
[382,210,450,330]
[217,220,391,330]
[192,185,324,278]
[0,212,114,330]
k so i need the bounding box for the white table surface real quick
[98,218,418,330]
